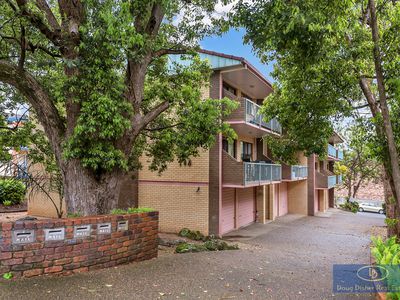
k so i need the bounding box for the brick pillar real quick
[329,188,335,208]
[208,71,222,235]
[307,155,316,216]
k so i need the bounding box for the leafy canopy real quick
[234,0,400,162]
[0,0,237,175]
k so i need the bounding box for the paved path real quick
[0,209,385,300]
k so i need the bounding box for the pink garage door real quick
[221,188,235,234]
[279,182,288,216]
[237,188,255,228]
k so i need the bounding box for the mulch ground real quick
[0,202,27,213]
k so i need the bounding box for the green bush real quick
[178,228,205,241]
[3,200,12,206]
[371,236,400,299]
[0,179,26,205]
[110,207,155,215]
[339,201,359,213]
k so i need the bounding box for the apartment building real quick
[138,50,344,236]
[27,50,343,236]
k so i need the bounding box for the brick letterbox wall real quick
[0,211,158,278]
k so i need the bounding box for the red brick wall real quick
[0,212,158,279]
[337,181,384,201]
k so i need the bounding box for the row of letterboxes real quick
[10,220,129,245]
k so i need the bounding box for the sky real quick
[200,28,275,83]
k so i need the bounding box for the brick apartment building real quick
[28,50,344,236]
[137,50,344,236]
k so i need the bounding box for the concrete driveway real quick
[0,209,384,300]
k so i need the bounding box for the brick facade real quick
[0,212,158,279]
[336,180,384,201]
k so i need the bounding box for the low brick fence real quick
[0,211,158,278]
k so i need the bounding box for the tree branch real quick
[15,0,62,47]
[34,0,61,32]
[0,60,65,164]
[153,48,189,57]
[141,101,170,129]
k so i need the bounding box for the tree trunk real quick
[383,171,400,238]
[347,178,352,200]
[369,0,400,219]
[62,160,124,215]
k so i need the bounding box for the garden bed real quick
[0,202,27,213]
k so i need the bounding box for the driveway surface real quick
[0,209,385,300]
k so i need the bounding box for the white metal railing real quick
[244,162,281,185]
[328,175,337,188]
[328,144,337,158]
[291,165,308,179]
[337,150,344,160]
[245,99,282,135]
[222,89,282,135]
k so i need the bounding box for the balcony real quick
[282,164,308,181]
[328,144,343,161]
[337,150,344,160]
[223,89,282,137]
[316,172,337,189]
[222,151,281,187]
[337,175,343,185]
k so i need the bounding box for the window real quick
[241,142,253,161]
[223,82,237,96]
[222,138,236,158]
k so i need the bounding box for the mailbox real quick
[74,225,91,238]
[44,228,65,241]
[12,230,35,244]
[97,223,112,234]
[117,220,128,231]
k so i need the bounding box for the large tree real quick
[0,0,236,215]
[235,0,400,236]
[339,120,380,200]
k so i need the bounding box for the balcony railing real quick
[291,166,308,179]
[282,164,308,180]
[244,162,281,186]
[337,150,344,160]
[328,144,337,158]
[337,175,343,185]
[245,99,282,135]
[316,172,338,189]
[328,144,344,160]
[328,175,337,188]
[223,89,282,135]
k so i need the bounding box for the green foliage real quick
[175,239,238,253]
[3,200,12,206]
[385,218,399,229]
[2,272,13,280]
[339,201,359,213]
[233,0,399,165]
[0,0,237,215]
[110,207,154,215]
[67,212,83,218]
[371,236,400,299]
[334,162,348,176]
[178,228,205,241]
[0,179,25,205]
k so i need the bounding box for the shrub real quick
[178,228,205,241]
[110,207,154,215]
[3,200,12,206]
[339,201,359,213]
[371,236,400,299]
[0,179,26,205]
